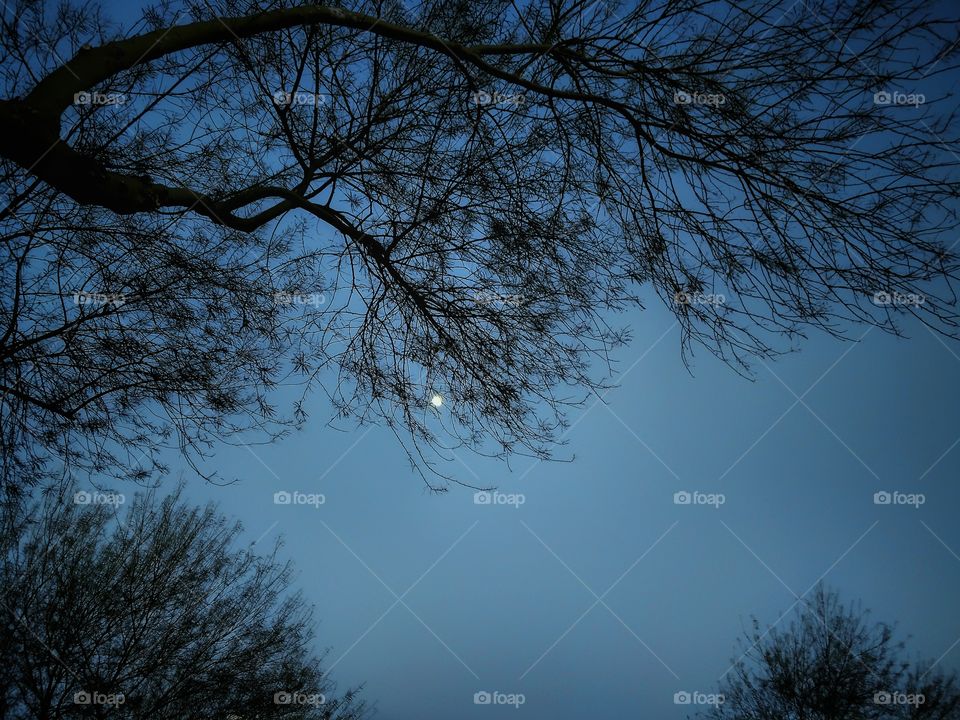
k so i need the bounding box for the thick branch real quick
[0,5,650,218]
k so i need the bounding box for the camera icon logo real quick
[674,491,692,505]
[874,91,892,105]
[474,691,492,704]
[473,491,492,505]
[874,691,892,704]
[274,691,292,704]
[73,691,92,705]
[874,491,892,505]
[274,491,292,505]
[73,491,92,505]
[674,90,691,104]
[674,691,692,704]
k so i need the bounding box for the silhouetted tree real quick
[0,484,369,719]
[701,586,960,720]
[1,0,959,487]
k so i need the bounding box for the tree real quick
[701,586,960,720]
[1,0,959,488]
[0,483,369,719]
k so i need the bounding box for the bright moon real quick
[430,393,443,408]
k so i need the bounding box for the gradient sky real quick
[151,293,960,719]
[69,1,960,718]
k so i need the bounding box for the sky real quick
[64,1,960,718]
[152,294,960,719]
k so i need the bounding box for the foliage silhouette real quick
[0,483,369,719]
[1,0,958,487]
[701,586,960,720]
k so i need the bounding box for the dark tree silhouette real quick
[0,484,369,719]
[701,586,960,720]
[1,0,959,487]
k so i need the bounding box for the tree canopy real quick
[1,0,958,488]
[0,483,369,719]
[702,586,960,720]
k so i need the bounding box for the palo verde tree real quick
[1,0,959,488]
[699,585,960,720]
[0,483,369,719]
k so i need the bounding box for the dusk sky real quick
[134,293,960,719]
[55,0,960,717]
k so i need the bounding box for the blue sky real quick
[151,290,960,719]
[62,1,960,717]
